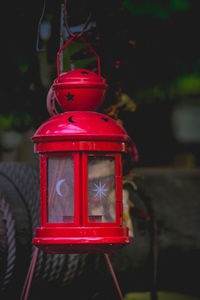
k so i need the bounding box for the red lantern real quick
[32,111,132,254]
[21,33,136,300]
[32,33,134,255]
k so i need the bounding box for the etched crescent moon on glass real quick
[56,179,66,197]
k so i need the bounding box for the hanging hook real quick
[63,0,73,37]
[36,0,46,52]
[56,32,101,77]
[63,0,92,37]
[78,12,92,37]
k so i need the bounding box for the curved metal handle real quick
[57,32,101,76]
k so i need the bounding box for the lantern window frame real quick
[40,152,81,227]
[82,152,123,228]
[40,151,123,228]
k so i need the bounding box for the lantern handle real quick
[57,32,101,77]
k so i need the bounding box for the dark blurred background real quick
[0,2,200,299]
[0,0,200,167]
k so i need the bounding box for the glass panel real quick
[47,156,74,223]
[88,156,116,223]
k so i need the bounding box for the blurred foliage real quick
[62,40,96,71]
[15,55,30,73]
[0,111,32,131]
[173,73,200,95]
[136,73,200,103]
[124,291,200,300]
[122,0,190,19]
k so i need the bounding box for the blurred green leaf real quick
[62,40,96,71]
[135,72,200,104]
[122,0,190,19]
[124,291,200,300]
[16,54,30,72]
[171,73,200,96]
[169,0,190,12]
[0,114,13,130]
[0,111,32,131]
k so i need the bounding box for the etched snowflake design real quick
[92,181,108,201]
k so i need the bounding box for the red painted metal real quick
[53,69,108,111]
[20,248,39,300]
[32,152,132,253]
[81,153,122,227]
[32,111,133,253]
[104,253,124,300]
[33,111,129,143]
[53,32,108,112]
[35,141,127,154]
[32,34,134,254]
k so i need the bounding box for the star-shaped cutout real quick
[65,92,74,101]
[102,117,108,122]
[81,71,89,75]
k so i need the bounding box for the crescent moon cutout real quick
[81,71,89,75]
[56,179,66,197]
[68,116,77,123]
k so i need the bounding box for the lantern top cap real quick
[52,33,108,112]
[32,111,130,143]
[53,69,108,89]
[52,69,108,112]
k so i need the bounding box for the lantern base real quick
[32,237,131,254]
[32,226,132,254]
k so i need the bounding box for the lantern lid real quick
[53,69,108,89]
[32,111,130,142]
